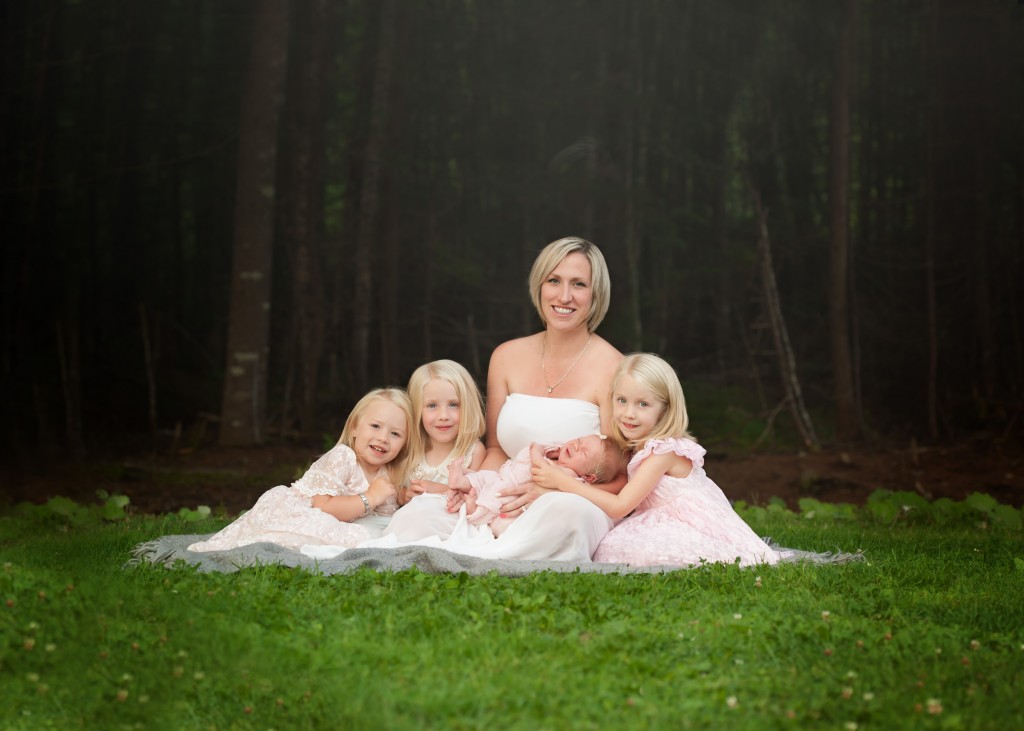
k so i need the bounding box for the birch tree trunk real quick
[219,0,289,446]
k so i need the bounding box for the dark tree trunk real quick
[219,0,289,446]
[828,0,862,441]
[350,0,396,393]
[283,0,328,432]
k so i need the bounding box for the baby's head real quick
[556,434,624,484]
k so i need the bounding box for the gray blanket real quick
[128,534,862,575]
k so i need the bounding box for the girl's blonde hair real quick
[405,359,486,469]
[611,353,694,450]
[528,236,611,333]
[337,388,415,487]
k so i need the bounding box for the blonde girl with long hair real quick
[189,388,414,553]
[375,360,486,542]
[532,353,782,567]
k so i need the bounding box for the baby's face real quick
[555,435,605,476]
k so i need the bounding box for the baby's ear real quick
[582,473,599,483]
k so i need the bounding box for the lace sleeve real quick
[291,444,368,498]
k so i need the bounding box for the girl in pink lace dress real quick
[188,388,414,553]
[534,353,781,568]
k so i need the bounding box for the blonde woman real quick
[375,237,626,561]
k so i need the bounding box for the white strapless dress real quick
[496,394,600,457]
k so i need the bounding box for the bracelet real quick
[357,493,370,515]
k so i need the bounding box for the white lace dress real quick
[188,444,397,553]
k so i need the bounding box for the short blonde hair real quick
[611,353,694,450]
[528,237,611,333]
[338,388,415,487]
[405,359,486,471]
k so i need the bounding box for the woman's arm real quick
[481,343,513,470]
[550,452,689,520]
[467,440,487,470]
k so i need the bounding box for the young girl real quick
[376,360,487,541]
[533,353,781,567]
[188,388,414,553]
[404,359,487,495]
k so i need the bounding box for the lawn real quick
[1,492,1022,730]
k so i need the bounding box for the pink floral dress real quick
[593,437,781,567]
[188,444,397,553]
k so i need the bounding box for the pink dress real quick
[594,437,781,567]
[188,444,397,553]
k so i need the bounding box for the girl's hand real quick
[365,476,397,508]
[408,478,448,496]
[530,457,568,491]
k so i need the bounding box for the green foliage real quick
[175,505,212,523]
[13,491,132,527]
[737,489,1022,536]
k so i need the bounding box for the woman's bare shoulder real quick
[590,336,624,368]
[490,333,542,362]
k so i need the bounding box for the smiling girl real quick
[372,360,486,542]
[533,353,782,567]
[188,388,414,553]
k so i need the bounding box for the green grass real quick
[2,496,1022,730]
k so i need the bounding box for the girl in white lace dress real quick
[376,360,486,541]
[533,353,781,568]
[188,388,414,553]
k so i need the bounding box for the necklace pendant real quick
[547,386,554,393]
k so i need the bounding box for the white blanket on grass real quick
[128,533,862,575]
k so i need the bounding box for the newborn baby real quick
[448,434,624,537]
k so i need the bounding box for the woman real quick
[373,236,624,560]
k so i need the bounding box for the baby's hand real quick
[529,442,548,464]
[446,488,467,513]
[409,478,448,495]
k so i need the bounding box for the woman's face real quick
[540,252,593,331]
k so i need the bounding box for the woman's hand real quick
[365,476,397,509]
[495,481,550,517]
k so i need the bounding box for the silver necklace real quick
[541,334,592,393]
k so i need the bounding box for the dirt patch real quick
[3,434,1021,515]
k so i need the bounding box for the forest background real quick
[2,1,1022,509]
